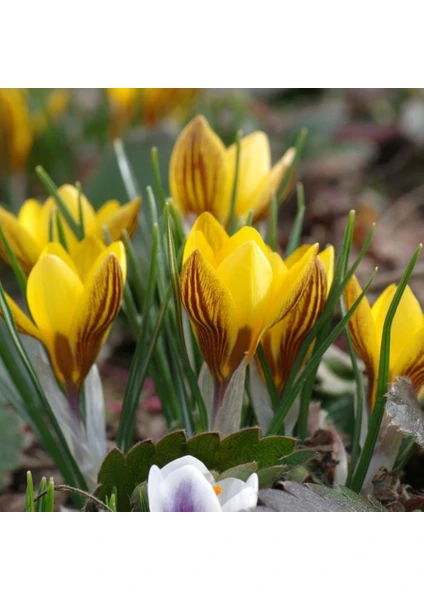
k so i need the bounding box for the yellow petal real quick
[183,230,217,268]
[372,284,423,369]
[40,242,79,276]
[47,184,96,253]
[267,244,319,329]
[217,241,273,355]
[0,293,44,342]
[318,246,335,295]
[217,225,271,264]
[169,116,231,224]
[180,249,238,383]
[226,132,271,219]
[0,206,41,274]
[95,200,121,222]
[71,236,106,283]
[392,325,424,390]
[17,200,45,246]
[183,212,229,264]
[94,197,141,241]
[344,275,379,403]
[71,253,125,387]
[252,147,296,222]
[27,255,84,337]
[84,241,127,287]
[262,256,327,392]
[284,244,310,268]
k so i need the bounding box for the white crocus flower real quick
[147,456,259,512]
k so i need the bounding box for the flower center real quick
[213,484,222,496]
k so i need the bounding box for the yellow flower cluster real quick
[1,111,421,426]
[0,184,140,395]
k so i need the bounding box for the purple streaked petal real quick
[148,464,221,512]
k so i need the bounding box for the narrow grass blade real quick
[25,471,35,512]
[278,128,308,204]
[116,287,171,452]
[0,223,28,298]
[256,344,280,411]
[165,203,207,431]
[228,130,242,234]
[151,147,166,212]
[286,182,306,256]
[35,166,83,240]
[266,193,278,251]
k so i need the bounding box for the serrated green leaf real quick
[257,466,287,488]
[280,449,317,469]
[217,463,258,482]
[96,427,296,511]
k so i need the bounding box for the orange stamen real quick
[213,484,222,496]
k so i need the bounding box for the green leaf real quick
[259,483,387,512]
[217,463,258,482]
[96,427,296,511]
[85,128,176,209]
[35,166,83,240]
[257,449,317,488]
[25,471,35,512]
[228,130,242,234]
[285,182,306,256]
[36,477,48,512]
[45,478,55,512]
[0,398,24,491]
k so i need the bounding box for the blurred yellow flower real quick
[106,88,199,136]
[170,115,296,226]
[180,212,318,388]
[261,244,334,393]
[0,184,141,274]
[345,277,424,407]
[1,239,126,396]
[46,89,69,120]
[0,89,33,173]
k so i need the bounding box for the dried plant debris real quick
[385,377,424,447]
[371,468,408,512]
[258,482,386,512]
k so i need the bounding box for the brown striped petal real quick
[71,253,124,389]
[170,116,231,225]
[180,249,239,383]
[262,256,327,393]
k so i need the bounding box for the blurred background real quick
[1,87,424,506]
[2,88,424,296]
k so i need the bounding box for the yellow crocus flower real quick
[261,244,335,393]
[0,184,141,274]
[345,277,424,407]
[180,213,318,390]
[1,238,126,398]
[170,115,296,226]
[0,89,33,173]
